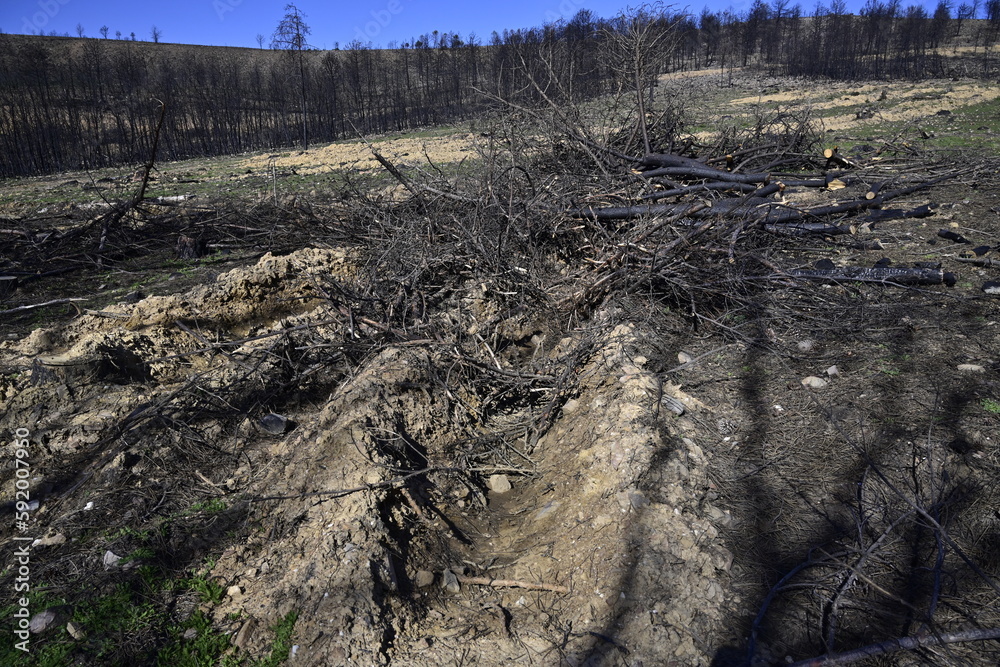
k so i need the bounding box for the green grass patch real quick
[255,611,298,667]
[156,610,241,667]
[0,567,289,666]
[190,498,228,514]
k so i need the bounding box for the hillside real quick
[3,8,1000,177]
[2,64,1000,666]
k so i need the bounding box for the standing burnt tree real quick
[271,3,312,149]
[602,3,682,155]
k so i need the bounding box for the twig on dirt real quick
[788,627,1000,667]
[175,320,256,372]
[746,548,849,664]
[349,120,424,205]
[824,509,918,652]
[249,467,460,503]
[148,316,343,364]
[813,393,1000,599]
[0,297,88,316]
[45,375,210,510]
[400,486,432,525]
[474,332,504,371]
[955,256,1000,268]
[194,469,226,489]
[84,309,131,319]
[455,574,569,594]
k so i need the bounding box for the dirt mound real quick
[1,247,740,665]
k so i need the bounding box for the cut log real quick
[860,205,934,222]
[764,222,856,236]
[956,256,1000,268]
[640,153,712,170]
[570,196,780,221]
[937,229,971,244]
[639,181,757,201]
[639,165,770,185]
[751,182,784,199]
[787,265,956,286]
[823,146,858,169]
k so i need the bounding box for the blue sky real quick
[1,0,955,50]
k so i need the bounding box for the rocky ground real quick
[2,70,1000,666]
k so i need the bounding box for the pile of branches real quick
[554,142,973,317]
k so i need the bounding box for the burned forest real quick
[3,3,1000,667]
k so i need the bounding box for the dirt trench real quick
[0,247,737,665]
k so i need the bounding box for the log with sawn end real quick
[786,265,956,286]
[569,196,782,221]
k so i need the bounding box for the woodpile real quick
[555,144,977,314]
[568,147,968,233]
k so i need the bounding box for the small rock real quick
[826,365,840,377]
[983,281,1000,295]
[233,619,256,650]
[797,340,815,353]
[661,395,685,416]
[487,474,512,494]
[957,364,986,373]
[442,569,461,594]
[677,351,694,365]
[227,585,243,599]
[801,376,828,389]
[32,533,66,548]
[183,628,198,640]
[103,550,122,568]
[618,489,648,511]
[66,621,86,640]
[259,414,293,435]
[415,570,435,588]
[29,606,72,634]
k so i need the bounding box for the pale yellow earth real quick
[239,133,480,176]
[727,79,1000,131]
